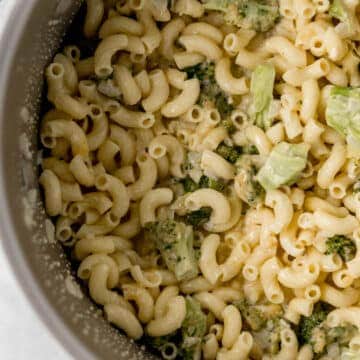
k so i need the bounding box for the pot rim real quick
[0,2,95,359]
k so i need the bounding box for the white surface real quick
[0,251,72,360]
[0,0,71,359]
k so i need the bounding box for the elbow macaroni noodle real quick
[38,1,360,359]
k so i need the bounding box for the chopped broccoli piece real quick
[295,304,356,353]
[325,235,356,262]
[144,221,198,281]
[257,142,309,191]
[214,92,234,118]
[267,319,282,355]
[202,0,280,32]
[185,207,212,228]
[249,63,276,129]
[253,317,288,355]
[233,299,267,331]
[237,0,280,32]
[143,297,207,359]
[329,0,360,39]
[181,296,207,359]
[181,175,225,193]
[221,118,236,134]
[236,157,265,206]
[308,324,357,355]
[181,177,199,193]
[198,175,225,192]
[184,62,215,82]
[297,302,332,345]
[326,325,358,346]
[184,62,234,118]
[216,142,259,165]
[216,142,243,164]
[326,87,360,156]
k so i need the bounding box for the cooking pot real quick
[0,1,156,359]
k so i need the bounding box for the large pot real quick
[0,1,155,359]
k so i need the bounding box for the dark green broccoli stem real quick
[181,175,225,193]
[216,142,243,164]
[185,207,212,228]
[325,235,356,262]
[184,62,234,118]
[297,302,333,345]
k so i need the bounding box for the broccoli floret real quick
[233,299,267,331]
[203,0,280,32]
[214,92,234,118]
[185,207,212,228]
[184,62,215,82]
[199,175,226,192]
[181,177,199,193]
[297,302,332,345]
[216,142,243,164]
[307,324,357,355]
[237,0,280,32]
[326,325,358,346]
[216,142,259,164]
[144,221,198,281]
[221,118,236,134]
[181,175,225,193]
[253,317,289,355]
[267,319,282,355]
[181,296,207,359]
[235,157,265,206]
[296,303,357,354]
[184,62,234,118]
[143,296,207,359]
[325,235,356,262]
